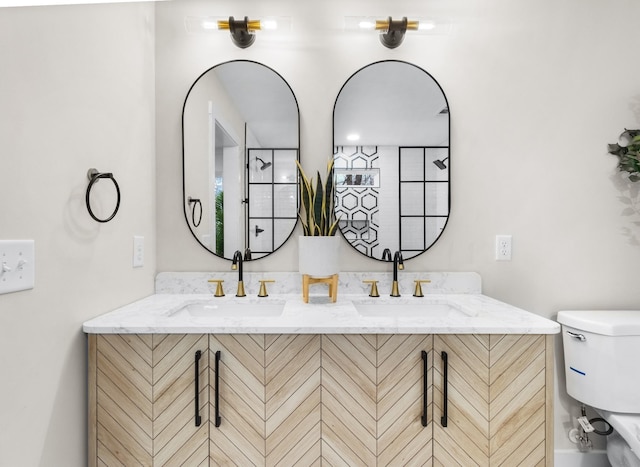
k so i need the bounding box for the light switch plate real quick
[133,236,144,268]
[0,240,35,294]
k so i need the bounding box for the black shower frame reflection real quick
[246,148,299,258]
[398,146,450,258]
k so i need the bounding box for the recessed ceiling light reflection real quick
[346,134,360,142]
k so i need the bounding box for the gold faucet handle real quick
[258,280,275,297]
[413,280,431,298]
[363,280,380,298]
[208,279,225,297]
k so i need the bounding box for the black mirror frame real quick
[182,59,301,261]
[332,60,451,263]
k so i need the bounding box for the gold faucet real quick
[258,280,275,297]
[363,280,380,297]
[390,251,404,297]
[231,250,246,297]
[413,280,431,297]
[208,279,225,297]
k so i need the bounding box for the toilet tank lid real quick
[557,310,640,336]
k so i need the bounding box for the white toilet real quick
[558,310,640,467]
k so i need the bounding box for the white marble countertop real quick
[82,293,560,335]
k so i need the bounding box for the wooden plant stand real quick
[302,274,338,303]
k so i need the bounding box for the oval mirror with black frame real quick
[183,60,300,260]
[333,60,450,261]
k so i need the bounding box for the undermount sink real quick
[353,299,477,319]
[168,300,286,319]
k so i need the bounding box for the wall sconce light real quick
[345,16,449,49]
[185,16,291,48]
[377,17,415,49]
[218,16,259,48]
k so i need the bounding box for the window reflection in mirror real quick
[183,60,300,260]
[333,60,450,260]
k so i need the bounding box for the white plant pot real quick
[298,236,341,277]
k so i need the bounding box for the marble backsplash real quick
[156,271,481,296]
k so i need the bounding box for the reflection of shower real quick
[255,157,272,171]
[255,224,265,237]
[433,156,449,170]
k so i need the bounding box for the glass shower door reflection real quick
[247,148,298,259]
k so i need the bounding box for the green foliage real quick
[215,190,224,256]
[608,129,640,182]
[296,159,339,236]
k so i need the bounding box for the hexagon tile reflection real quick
[334,146,380,257]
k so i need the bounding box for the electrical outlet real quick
[495,235,512,261]
[133,236,144,268]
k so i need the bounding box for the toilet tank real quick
[557,310,640,413]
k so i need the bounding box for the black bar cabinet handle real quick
[194,350,202,427]
[441,351,448,427]
[214,350,221,427]
[421,350,428,427]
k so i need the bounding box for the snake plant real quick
[296,159,339,236]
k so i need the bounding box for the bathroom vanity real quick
[84,272,559,466]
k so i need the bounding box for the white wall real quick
[157,0,640,454]
[0,3,156,465]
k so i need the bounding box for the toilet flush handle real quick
[566,330,586,341]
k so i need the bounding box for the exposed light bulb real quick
[344,16,450,37]
[261,19,278,30]
[358,20,376,30]
[202,20,219,30]
[418,21,436,30]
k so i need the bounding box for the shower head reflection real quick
[255,157,272,171]
[433,156,449,170]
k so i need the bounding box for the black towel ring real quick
[86,168,121,223]
[188,197,203,227]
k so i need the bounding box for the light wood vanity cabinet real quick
[88,333,553,466]
[322,334,434,465]
[322,334,553,466]
[432,334,552,466]
[88,334,322,466]
[210,334,322,465]
[89,334,209,466]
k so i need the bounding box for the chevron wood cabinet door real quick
[209,334,322,466]
[321,334,378,465]
[432,334,553,467]
[266,334,322,466]
[321,334,433,466]
[489,334,552,467]
[377,334,433,466]
[88,334,209,467]
[209,334,267,466]
[152,334,209,466]
[90,334,154,467]
[433,334,491,466]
